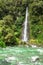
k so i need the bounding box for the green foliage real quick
[0,39,6,47]
[0,0,28,46]
[30,1,43,16]
[14,16,24,37]
[0,0,43,46]
[29,0,43,45]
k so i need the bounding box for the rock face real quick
[31,56,39,62]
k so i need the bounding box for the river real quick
[0,46,43,65]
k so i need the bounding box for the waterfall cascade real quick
[22,7,28,42]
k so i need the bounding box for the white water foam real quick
[5,56,17,62]
[31,56,39,62]
[22,7,28,42]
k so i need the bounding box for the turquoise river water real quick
[0,46,43,65]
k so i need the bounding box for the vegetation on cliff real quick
[29,0,43,46]
[0,0,43,47]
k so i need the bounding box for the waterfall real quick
[22,7,28,42]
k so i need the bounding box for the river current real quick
[0,46,43,65]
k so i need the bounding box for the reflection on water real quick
[0,46,43,65]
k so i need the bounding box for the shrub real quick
[0,39,6,47]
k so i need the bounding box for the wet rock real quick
[31,56,39,62]
[31,45,37,48]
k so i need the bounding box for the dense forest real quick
[0,0,43,47]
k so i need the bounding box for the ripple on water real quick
[0,46,43,65]
[5,56,17,62]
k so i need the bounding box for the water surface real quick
[0,46,43,65]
